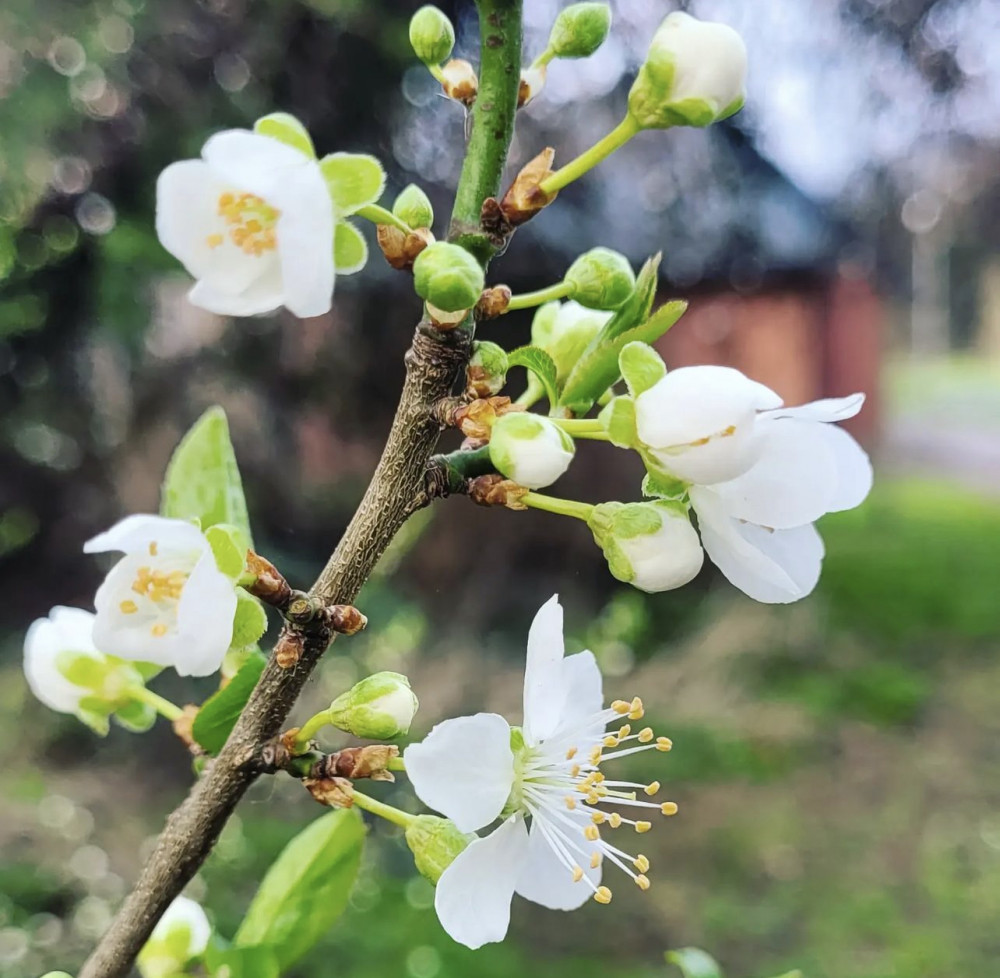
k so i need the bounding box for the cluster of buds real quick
[376,183,436,271]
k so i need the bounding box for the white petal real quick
[168,550,237,677]
[693,488,824,603]
[818,424,873,512]
[552,650,603,737]
[711,419,839,529]
[522,595,566,744]
[405,713,514,833]
[514,815,600,910]
[202,130,318,196]
[434,817,529,949]
[84,514,207,556]
[764,393,865,424]
[188,262,284,317]
[23,607,100,713]
[151,896,211,956]
[617,511,705,592]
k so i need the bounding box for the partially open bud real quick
[328,671,418,740]
[565,247,636,310]
[377,225,434,271]
[393,183,434,231]
[588,501,704,592]
[441,58,478,105]
[409,5,455,66]
[467,340,509,397]
[549,2,612,59]
[405,815,473,883]
[137,896,211,978]
[413,241,485,313]
[544,301,612,382]
[628,12,747,129]
[499,147,557,227]
[488,412,575,489]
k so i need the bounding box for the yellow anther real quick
[593,772,605,783]
[591,812,606,825]
[205,233,224,249]
[586,790,601,805]
[564,796,577,811]
[581,772,597,787]
[590,852,602,869]
[566,746,578,759]
[661,802,679,816]
[634,874,651,891]
[633,854,650,873]
[572,866,584,883]
[628,696,645,720]
[151,623,168,637]
[617,724,631,739]
[570,763,581,778]
[148,541,158,556]
[635,820,652,834]
[645,781,661,796]
[638,727,654,743]
[589,748,603,765]
[609,813,622,828]
[603,735,619,748]
[611,700,630,714]
[593,886,612,905]
[119,599,138,615]
[584,825,600,842]
[656,737,673,752]
[216,191,280,256]
[218,192,235,208]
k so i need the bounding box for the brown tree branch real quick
[79,1,522,975]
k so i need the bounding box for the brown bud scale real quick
[244,550,292,607]
[468,474,530,510]
[304,776,355,809]
[274,631,305,669]
[475,285,511,321]
[500,147,558,227]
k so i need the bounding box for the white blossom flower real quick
[84,515,237,677]
[489,413,576,489]
[138,896,211,978]
[156,129,334,318]
[23,606,105,714]
[405,596,674,949]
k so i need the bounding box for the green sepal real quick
[233,809,365,970]
[230,591,269,651]
[664,97,719,128]
[161,406,253,544]
[253,113,315,159]
[319,153,386,215]
[598,396,636,448]
[206,523,250,580]
[191,651,267,755]
[619,340,665,397]
[77,697,113,736]
[665,948,724,978]
[333,221,368,274]
[130,660,165,682]
[393,183,434,229]
[717,95,746,122]
[114,699,157,733]
[55,651,106,690]
[507,346,559,408]
[601,535,634,583]
[641,469,689,500]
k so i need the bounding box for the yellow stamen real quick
[205,233,224,249]
[216,191,280,257]
[656,737,673,752]
[635,820,652,834]
[634,854,650,873]
[591,812,606,825]
[151,623,168,637]
[586,790,601,805]
[638,727,654,743]
[617,724,631,739]
[131,566,187,603]
[589,747,603,765]
[592,772,605,784]
[628,696,644,720]
[645,781,661,796]
[570,763,581,777]
[661,802,679,816]
[119,599,138,614]
[634,874,651,891]
[565,796,577,811]
[566,746,578,759]
[584,825,600,842]
[148,542,158,556]
[590,852,602,869]
[572,866,583,883]
[593,886,612,905]
[611,700,630,714]
[609,813,622,828]
[603,735,618,748]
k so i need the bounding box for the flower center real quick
[206,191,281,257]
[515,695,676,906]
[118,543,190,638]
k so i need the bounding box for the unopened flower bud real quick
[328,671,418,740]
[588,501,704,593]
[393,183,434,230]
[488,412,575,489]
[549,2,612,59]
[565,247,635,310]
[409,5,455,66]
[545,301,612,383]
[413,241,485,313]
[467,341,509,397]
[405,815,473,883]
[628,12,747,129]
[137,896,211,978]
[441,58,478,105]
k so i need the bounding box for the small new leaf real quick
[205,523,250,580]
[507,346,559,408]
[665,948,724,978]
[333,221,368,274]
[253,113,315,160]
[619,340,666,397]
[598,396,637,448]
[191,651,267,755]
[161,407,253,543]
[205,940,280,978]
[230,591,269,651]
[320,153,386,215]
[234,809,365,969]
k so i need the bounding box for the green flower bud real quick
[548,2,612,59]
[393,183,434,230]
[588,500,704,593]
[489,412,575,489]
[137,896,210,978]
[467,340,509,397]
[628,12,747,130]
[409,5,455,66]
[565,247,636,310]
[412,241,485,313]
[529,300,562,348]
[328,671,418,740]
[545,301,611,383]
[405,815,472,883]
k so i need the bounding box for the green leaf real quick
[507,346,559,407]
[205,942,280,978]
[253,113,315,159]
[113,700,157,733]
[598,396,637,448]
[161,407,253,543]
[559,300,687,414]
[234,809,365,969]
[642,470,689,500]
[619,340,666,396]
[319,153,386,215]
[206,523,250,580]
[333,221,368,274]
[666,948,724,978]
[230,591,269,650]
[191,651,267,755]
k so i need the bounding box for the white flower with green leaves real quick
[405,596,674,949]
[137,895,211,978]
[489,412,576,489]
[85,515,239,677]
[156,113,383,317]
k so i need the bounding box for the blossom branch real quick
[78,3,523,976]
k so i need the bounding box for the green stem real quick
[428,63,446,83]
[523,492,595,522]
[128,686,183,722]
[539,115,641,195]
[355,204,412,234]
[505,280,573,311]
[514,383,544,410]
[292,709,333,751]
[387,756,407,772]
[530,47,555,69]
[449,0,524,264]
[352,790,415,828]
[552,418,605,434]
